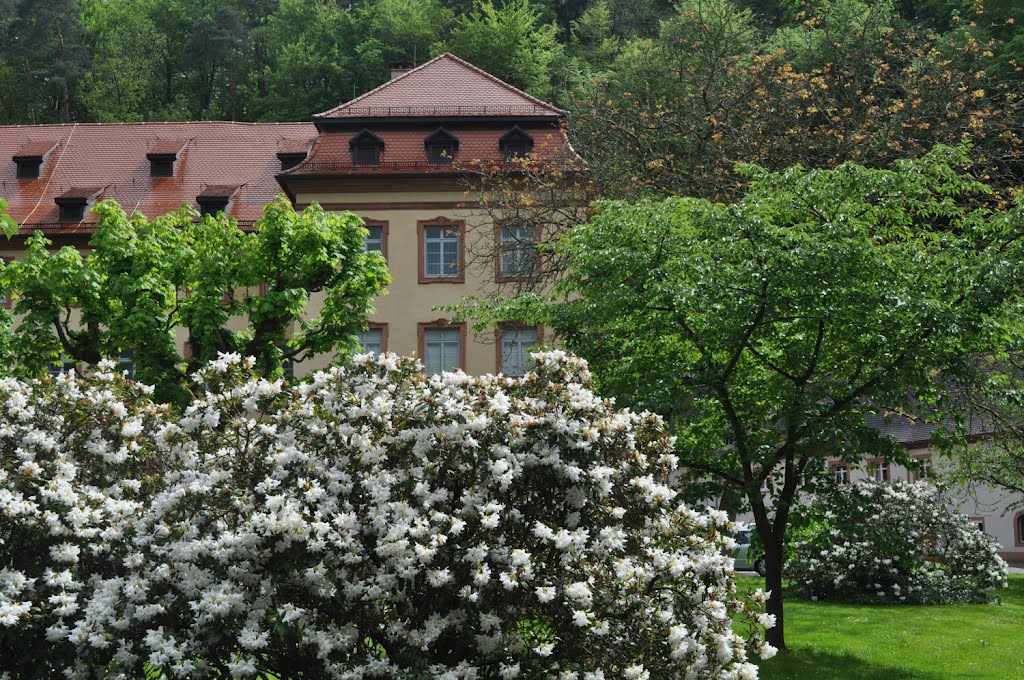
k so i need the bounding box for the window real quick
[831,463,850,484]
[350,130,384,167]
[498,223,539,280]
[277,152,308,171]
[912,455,933,483]
[499,325,540,376]
[48,359,77,377]
[60,203,84,222]
[969,517,986,534]
[418,219,464,283]
[198,198,229,217]
[283,358,294,378]
[15,158,41,179]
[500,126,534,160]
[425,128,458,165]
[147,154,176,177]
[419,321,465,374]
[362,220,388,258]
[867,459,890,483]
[1016,511,1024,547]
[356,324,387,355]
[197,186,237,217]
[118,350,135,379]
[55,188,102,222]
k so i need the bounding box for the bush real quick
[785,480,1008,604]
[0,352,776,678]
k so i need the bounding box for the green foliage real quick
[0,196,389,405]
[442,0,563,99]
[458,146,1024,646]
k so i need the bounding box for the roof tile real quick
[0,121,316,232]
[316,54,565,119]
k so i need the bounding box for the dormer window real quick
[15,158,41,179]
[500,127,534,160]
[146,139,186,178]
[197,185,238,217]
[148,154,175,177]
[55,187,103,222]
[277,152,307,171]
[349,130,384,167]
[13,140,58,179]
[425,128,458,165]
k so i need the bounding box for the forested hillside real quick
[1,0,1022,194]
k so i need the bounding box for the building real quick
[1,54,1020,559]
[0,54,571,377]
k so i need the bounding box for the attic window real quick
[13,141,58,179]
[500,127,534,160]
[197,185,238,217]
[55,187,102,222]
[148,154,176,177]
[199,198,229,216]
[15,158,42,179]
[277,152,307,171]
[349,130,384,167]
[146,139,186,178]
[425,128,459,165]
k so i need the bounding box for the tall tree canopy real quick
[0,198,390,405]
[0,0,1018,132]
[458,146,1024,648]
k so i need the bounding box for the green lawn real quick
[735,574,1024,679]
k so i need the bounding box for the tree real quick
[567,0,1024,202]
[457,147,1024,648]
[942,348,1024,506]
[0,197,390,405]
[443,0,563,100]
[3,0,90,123]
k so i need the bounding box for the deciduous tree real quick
[0,197,389,405]
[458,147,1024,648]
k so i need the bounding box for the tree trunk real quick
[763,533,786,649]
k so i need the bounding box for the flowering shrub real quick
[0,352,775,679]
[785,480,1008,604]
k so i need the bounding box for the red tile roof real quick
[316,53,566,119]
[146,138,189,157]
[0,121,315,234]
[197,184,239,199]
[56,187,104,201]
[283,125,573,177]
[13,140,59,160]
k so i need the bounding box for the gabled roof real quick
[315,53,566,120]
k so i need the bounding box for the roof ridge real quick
[438,53,565,116]
[315,53,565,118]
[315,54,449,118]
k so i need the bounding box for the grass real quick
[734,574,1024,679]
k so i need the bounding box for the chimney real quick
[388,61,413,81]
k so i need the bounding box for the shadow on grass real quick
[757,647,949,680]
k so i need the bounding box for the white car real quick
[733,527,766,575]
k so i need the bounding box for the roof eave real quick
[312,114,563,131]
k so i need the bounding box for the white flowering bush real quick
[785,480,1008,604]
[1,352,775,679]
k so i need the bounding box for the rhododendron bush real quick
[786,480,1008,605]
[0,351,774,679]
